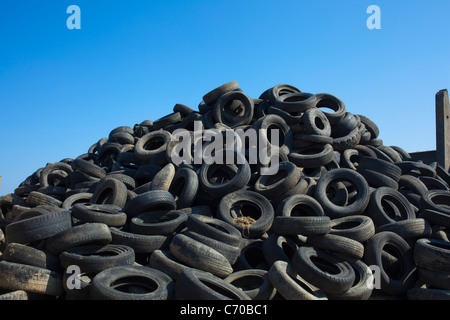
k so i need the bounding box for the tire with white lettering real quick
[175,267,251,300]
[90,265,174,300]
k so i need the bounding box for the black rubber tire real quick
[274,92,317,113]
[325,257,373,300]
[90,265,174,300]
[134,130,172,162]
[315,168,370,218]
[314,93,346,125]
[62,192,93,209]
[182,230,240,265]
[168,167,199,209]
[329,215,375,243]
[418,268,450,290]
[306,233,365,259]
[71,158,107,179]
[175,267,251,300]
[149,163,176,191]
[254,161,301,199]
[268,260,327,300]
[2,242,60,272]
[203,81,241,106]
[199,150,251,199]
[217,189,274,239]
[214,90,254,128]
[358,156,402,182]
[251,114,293,156]
[5,209,72,244]
[89,177,128,208]
[148,250,188,280]
[59,244,135,274]
[420,208,450,228]
[39,162,73,188]
[407,287,450,300]
[169,233,233,278]
[25,191,63,208]
[367,187,416,227]
[302,108,332,137]
[292,246,356,294]
[185,214,242,247]
[123,190,176,219]
[357,114,379,139]
[396,161,436,178]
[0,290,28,300]
[363,231,416,295]
[262,233,298,266]
[376,218,431,239]
[110,227,169,254]
[224,269,276,300]
[288,144,335,169]
[413,238,450,273]
[45,222,112,255]
[130,210,187,235]
[267,84,302,104]
[0,260,63,296]
[420,190,450,215]
[72,203,127,227]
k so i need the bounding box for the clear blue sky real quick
[1,0,449,195]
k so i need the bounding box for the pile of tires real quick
[0,81,449,300]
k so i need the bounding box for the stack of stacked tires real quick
[0,81,449,300]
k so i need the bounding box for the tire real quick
[89,177,128,208]
[71,158,107,179]
[175,267,251,300]
[186,214,242,247]
[0,290,28,300]
[199,150,251,199]
[420,208,450,228]
[367,187,415,227]
[45,222,112,255]
[288,144,335,169]
[2,242,60,272]
[224,269,276,300]
[110,227,169,254]
[59,244,135,274]
[123,190,176,219]
[254,161,301,199]
[252,114,293,156]
[26,191,63,208]
[268,260,327,300]
[62,192,93,209]
[169,233,233,278]
[414,238,450,273]
[421,190,450,215]
[0,261,63,296]
[358,114,379,139]
[214,91,254,128]
[274,92,317,113]
[396,161,436,178]
[358,156,402,182]
[292,246,355,294]
[130,210,187,235]
[418,268,450,290]
[314,93,346,125]
[5,209,72,244]
[302,108,332,137]
[134,130,172,162]
[168,167,199,208]
[72,203,127,227]
[217,189,274,238]
[407,287,450,300]
[267,84,302,104]
[306,233,365,259]
[90,265,174,300]
[150,163,176,191]
[262,233,298,266]
[315,168,370,218]
[182,230,240,265]
[376,218,431,239]
[364,231,416,295]
[39,162,73,188]
[357,168,399,190]
[148,250,189,280]
[203,81,241,106]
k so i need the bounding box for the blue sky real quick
[0,0,449,195]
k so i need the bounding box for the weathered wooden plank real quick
[436,89,450,171]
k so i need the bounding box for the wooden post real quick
[436,89,450,171]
